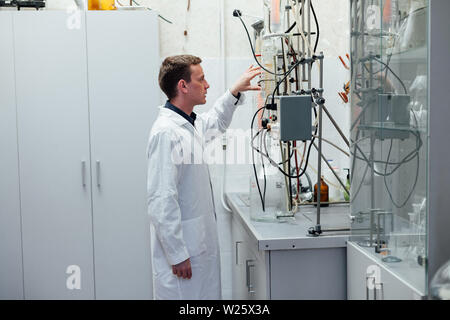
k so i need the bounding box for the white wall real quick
[6,0,350,300]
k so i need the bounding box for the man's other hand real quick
[172,258,192,279]
[230,65,262,97]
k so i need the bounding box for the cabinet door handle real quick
[235,241,242,265]
[366,276,375,300]
[375,282,384,300]
[96,160,101,187]
[246,259,255,294]
[81,160,86,187]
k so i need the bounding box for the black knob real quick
[233,9,242,17]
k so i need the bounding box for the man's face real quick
[185,64,210,105]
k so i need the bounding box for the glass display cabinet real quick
[349,0,450,298]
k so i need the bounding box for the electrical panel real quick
[279,95,312,141]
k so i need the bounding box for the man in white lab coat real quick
[147,55,261,299]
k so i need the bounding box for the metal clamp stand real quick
[307,52,325,237]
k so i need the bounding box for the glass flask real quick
[249,172,284,222]
[261,37,277,98]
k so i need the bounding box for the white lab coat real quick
[147,90,244,300]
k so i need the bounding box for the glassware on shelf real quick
[395,4,427,53]
[409,70,428,129]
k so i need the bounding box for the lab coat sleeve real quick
[147,131,190,266]
[199,89,246,136]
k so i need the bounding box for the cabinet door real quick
[86,11,159,299]
[14,12,95,299]
[378,265,424,300]
[0,12,24,300]
[231,216,269,300]
[347,241,377,300]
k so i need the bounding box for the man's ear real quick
[178,79,188,94]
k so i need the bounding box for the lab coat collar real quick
[158,107,203,139]
[158,106,192,127]
[164,100,197,127]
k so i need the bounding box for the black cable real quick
[310,1,320,56]
[271,58,304,107]
[252,163,265,211]
[235,12,295,77]
[350,110,422,208]
[350,162,370,204]
[372,57,408,94]
[251,106,267,211]
[351,130,421,177]
[270,102,318,179]
[260,129,267,211]
[285,21,297,34]
[285,2,319,54]
[383,139,420,208]
[278,149,295,165]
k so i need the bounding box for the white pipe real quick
[220,0,227,90]
[219,0,232,213]
[222,136,232,212]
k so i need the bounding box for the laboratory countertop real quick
[225,192,352,251]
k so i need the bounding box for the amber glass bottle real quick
[314,176,329,207]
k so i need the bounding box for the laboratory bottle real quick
[314,176,329,207]
[261,38,277,97]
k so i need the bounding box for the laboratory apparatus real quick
[348,0,450,297]
[235,0,350,236]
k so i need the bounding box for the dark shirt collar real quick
[164,101,197,127]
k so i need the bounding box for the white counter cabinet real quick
[227,193,349,300]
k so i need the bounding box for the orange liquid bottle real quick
[314,176,329,207]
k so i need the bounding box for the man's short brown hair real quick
[158,55,202,100]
